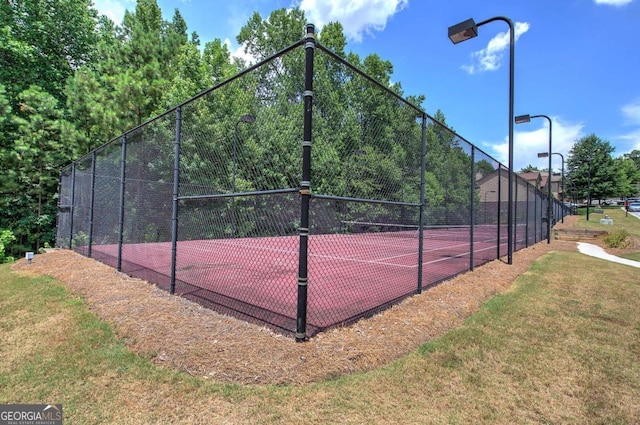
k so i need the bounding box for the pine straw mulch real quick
[12,218,583,386]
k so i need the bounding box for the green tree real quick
[3,86,75,252]
[0,1,98,253]
[519,164,540,173]
[66,0,191,149]
[237,8,307,63]
[623,149,640,171]
[566,134,618,202]
[423,111,472,224]
[615,156,640,198]
[0,0,98,103]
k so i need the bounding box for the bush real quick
[0,229,16,263]
[604,228,630,249]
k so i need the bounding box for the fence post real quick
[417,114,427,294]
[117,134,127,272]
[513,175,518,253]
[533,187,538,244]
[88,151,96,257]
[296,23,315,342]
[496,164,501,259]
[469,146,475,271]
[525,183,529,247]
[170,107,182,295]
[68,162,76,249]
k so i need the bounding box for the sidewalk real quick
[576,242,640,268]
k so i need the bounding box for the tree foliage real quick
[566,134,618,202]
[615,156,640,198]
[8,0,627,258]
[0,0,98,256]
[519,164,540,173]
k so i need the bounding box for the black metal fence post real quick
[533,187,538,243]
[513,176,518,253]
[470,146,475,270]
[87,151,96,257]
[117,134,127,272]
[68,162,76,249]
[417,114,427,294]
[497,164,502,258]
[525,183,529,247]
[170,106,182,295]
[296,23,315,342]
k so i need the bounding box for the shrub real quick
[604,228,630,249]
[0,229,16,263]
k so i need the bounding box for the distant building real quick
[475,169,563,201]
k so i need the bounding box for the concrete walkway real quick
[576,242,640,268]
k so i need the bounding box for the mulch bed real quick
[12,218,580,385]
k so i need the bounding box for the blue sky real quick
[93,0,640,172]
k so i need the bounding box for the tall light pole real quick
[449,16,516,264]
[515,113,552,243]
[232,114,256,237]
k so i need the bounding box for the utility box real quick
[599,218,613,225]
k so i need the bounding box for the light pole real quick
[449,16,516,264]
[232,114,256,237]
[514,113,552,243]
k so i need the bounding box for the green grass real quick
[575,206,640,240]
[576,207,640,260]
[2,240,640,423]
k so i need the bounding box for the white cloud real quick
[618,130,640,151]
[462,22,530,75]
[92,0,135,24]
[224,38,256,65]
[594,0,635,6]
[484,117,584,172]
[298,0,408,42]
[616,98,640,151]
[621,98,640,126]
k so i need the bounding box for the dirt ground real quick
[12,218,584,386]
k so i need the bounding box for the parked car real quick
[628,202,640,212]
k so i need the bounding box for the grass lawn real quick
[574,206,640,260]
[1,212,639,423]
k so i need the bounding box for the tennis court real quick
[57,31,565,338]
[85,224,508,336]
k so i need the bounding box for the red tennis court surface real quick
[88,228,509,337]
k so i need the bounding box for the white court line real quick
[423,244,498,266]
[181,238,418,268]
[140,235,511,269]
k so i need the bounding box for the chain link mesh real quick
[56,37,569,338]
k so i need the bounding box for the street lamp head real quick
[448,18,478,44]
[537,152,549,158]
[239,114,256,123]
[514,114,531,124]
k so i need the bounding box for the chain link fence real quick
[57,25,569,339]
